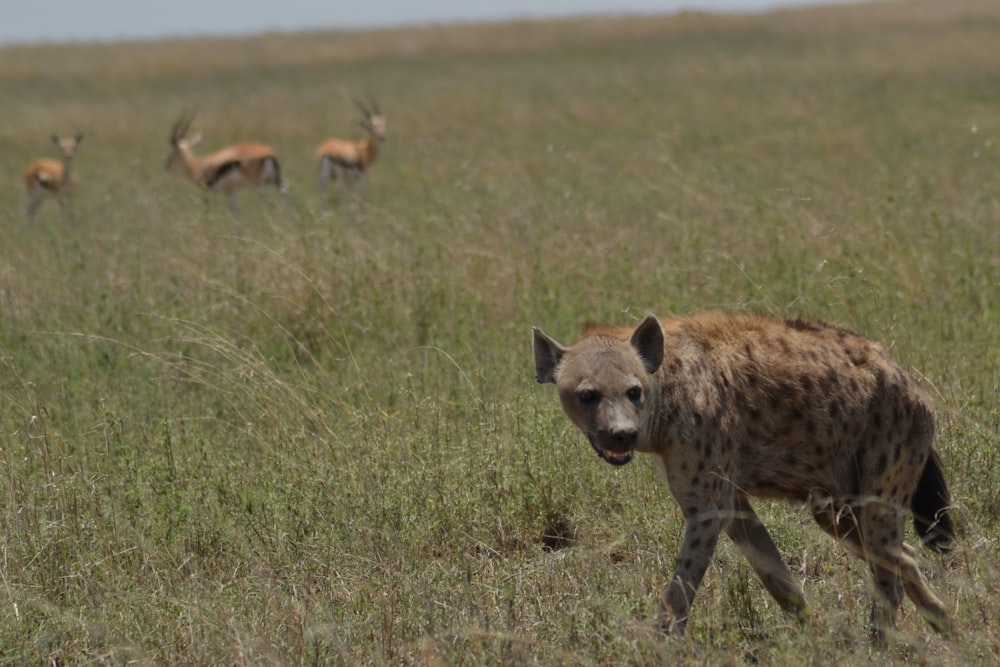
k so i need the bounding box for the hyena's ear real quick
[630,315,665,374]
[532,327,566,384]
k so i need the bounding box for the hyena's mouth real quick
[587,436,634,466]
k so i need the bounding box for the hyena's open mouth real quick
[587,436,634,466]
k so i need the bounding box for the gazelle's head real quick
[165,112,198,170]
[354,95,388,144]
[51,133,83,161]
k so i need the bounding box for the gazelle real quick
[316,96,388,202]
[165,112,287,215]
[24,133,83,221]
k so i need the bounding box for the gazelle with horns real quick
[165,112,287,214]
[316,96,388,202]
[24,133,83,222]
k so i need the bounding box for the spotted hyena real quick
[532,312,954,640]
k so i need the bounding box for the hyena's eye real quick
[626,386,642,402]
[578,389,600,405]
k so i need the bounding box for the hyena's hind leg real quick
[725,492,807,619]
[810,493,903,639]
[897,541,954,635]
[810,493,953,639]
[858,502,908,643]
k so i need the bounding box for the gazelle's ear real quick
[532,327,567,384]
[630,315,664,374]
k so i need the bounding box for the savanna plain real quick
[1,0,999,663]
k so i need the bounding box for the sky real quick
[1,0,859,45]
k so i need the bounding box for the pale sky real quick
[2,0,859,45]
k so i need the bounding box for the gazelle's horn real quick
[353,95,373,118]
[170,109,196,142]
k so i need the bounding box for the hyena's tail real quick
[911,449,955,552]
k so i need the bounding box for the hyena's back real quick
[661,313,937,506]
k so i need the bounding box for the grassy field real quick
[1,0,999,663]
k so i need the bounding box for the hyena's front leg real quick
[725,492,807,619]
[657,507,724,635]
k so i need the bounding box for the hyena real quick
[532,311,954,640]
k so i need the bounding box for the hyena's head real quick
[533,315,664,466]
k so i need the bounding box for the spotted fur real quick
[533,311,954,640]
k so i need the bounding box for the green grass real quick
[1,0,999,663]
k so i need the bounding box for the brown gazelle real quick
[24,133,83,221]
[315,96,388,202]
[165,111,286,215]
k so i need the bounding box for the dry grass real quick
[1,1,999,664]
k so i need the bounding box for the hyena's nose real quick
[600,426,638,450]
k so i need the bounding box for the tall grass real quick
[1,0,998,663]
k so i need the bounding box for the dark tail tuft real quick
[912,449,955,552]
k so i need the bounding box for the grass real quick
[1,0,999,663]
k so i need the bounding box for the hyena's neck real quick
[643,349,704,455]
[638,379,669,454]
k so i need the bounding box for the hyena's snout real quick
[589,407,639,466]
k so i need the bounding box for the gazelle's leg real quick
[25,191,43,219]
